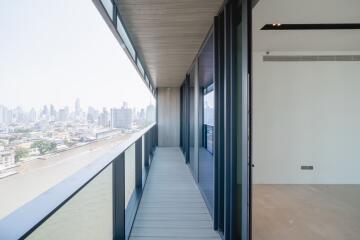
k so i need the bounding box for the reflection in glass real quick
[125,143,135,207]
[236,17,242,239]
[204,90,214,126]
[101,0,113,19]
[142,136,145,169]
[198,33,215,213]
[117,16,136,59]
[137,59,145,77]
[0,0,155,223]
[203,89,214,154]
[27,164,113,240]
[189,65,196,176]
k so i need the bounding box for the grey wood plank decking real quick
[129,147,220,240]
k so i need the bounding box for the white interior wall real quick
[253,51,360,184]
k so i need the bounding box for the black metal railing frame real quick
[0,124,157,240]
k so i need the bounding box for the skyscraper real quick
[41,105,49,120]
[58,107,69,122]
[146,104,156,124]
[87,106,98,124]
[29,108,37,122]
[0,105,6,124]
[99,107,109,127]
[111,103,133,129]
[50,104,57,121]
[75,98,81,116]
[14,107,25,123]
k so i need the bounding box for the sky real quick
[0,0,154,112]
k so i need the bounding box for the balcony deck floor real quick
[130,147,220,240]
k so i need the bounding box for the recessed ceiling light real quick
[261,23,360,30]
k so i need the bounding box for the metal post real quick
[144,132,150,168]
[113,153,125,240]
[224,2,236,238]
[214,11,225,233]
[112,0,117,27]
[135,139,142,189]
[242,1,252,239]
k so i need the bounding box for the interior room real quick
[252,0,360,239]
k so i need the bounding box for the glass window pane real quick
[137,59,145,77]
[27,164,113,240]
[117,16,136,59]
[189,64,196,175]
[141,135,146,186]
[142,136,145,168]
[125,143,135,207]
[0,0,156,221]
[204,91,214,126]
[198,33,214,212]
[100,0,113,19]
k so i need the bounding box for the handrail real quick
[0,123,156,240]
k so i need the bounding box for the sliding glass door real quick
[198,33,215,214]
[179,1,252,239]
[214,0,251,239]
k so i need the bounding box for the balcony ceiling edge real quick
[116,0,223,87]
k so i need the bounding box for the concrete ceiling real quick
[116,0,223,87]
[253,0,360,52]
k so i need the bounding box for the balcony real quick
[0,125,158,239]
[0,125,219,239]
[2,0,360,239]
[0,0,238,239]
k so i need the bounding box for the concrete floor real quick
[253,184,360,240]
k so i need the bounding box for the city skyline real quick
[0,0,154,111]
[0,98,155,126]
[0,97,155,173]
[0,98,155,113]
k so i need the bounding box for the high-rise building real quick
[111,103,133,129]
[14,107,25,123]
[139,109,145,121]
[87,106,99,124]
[98,107,109,127]
[0,105,6,124]
[41,105,49,120]
[75,98,81,116]
[146,104,156,124]
[28,108,37,122]
[58,107,69,122]
[50,105,57,121]
[5,109,13,124]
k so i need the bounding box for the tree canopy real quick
[31,140,57,155]
[15,148,29,162]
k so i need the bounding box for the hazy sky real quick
[0,0,154,111]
